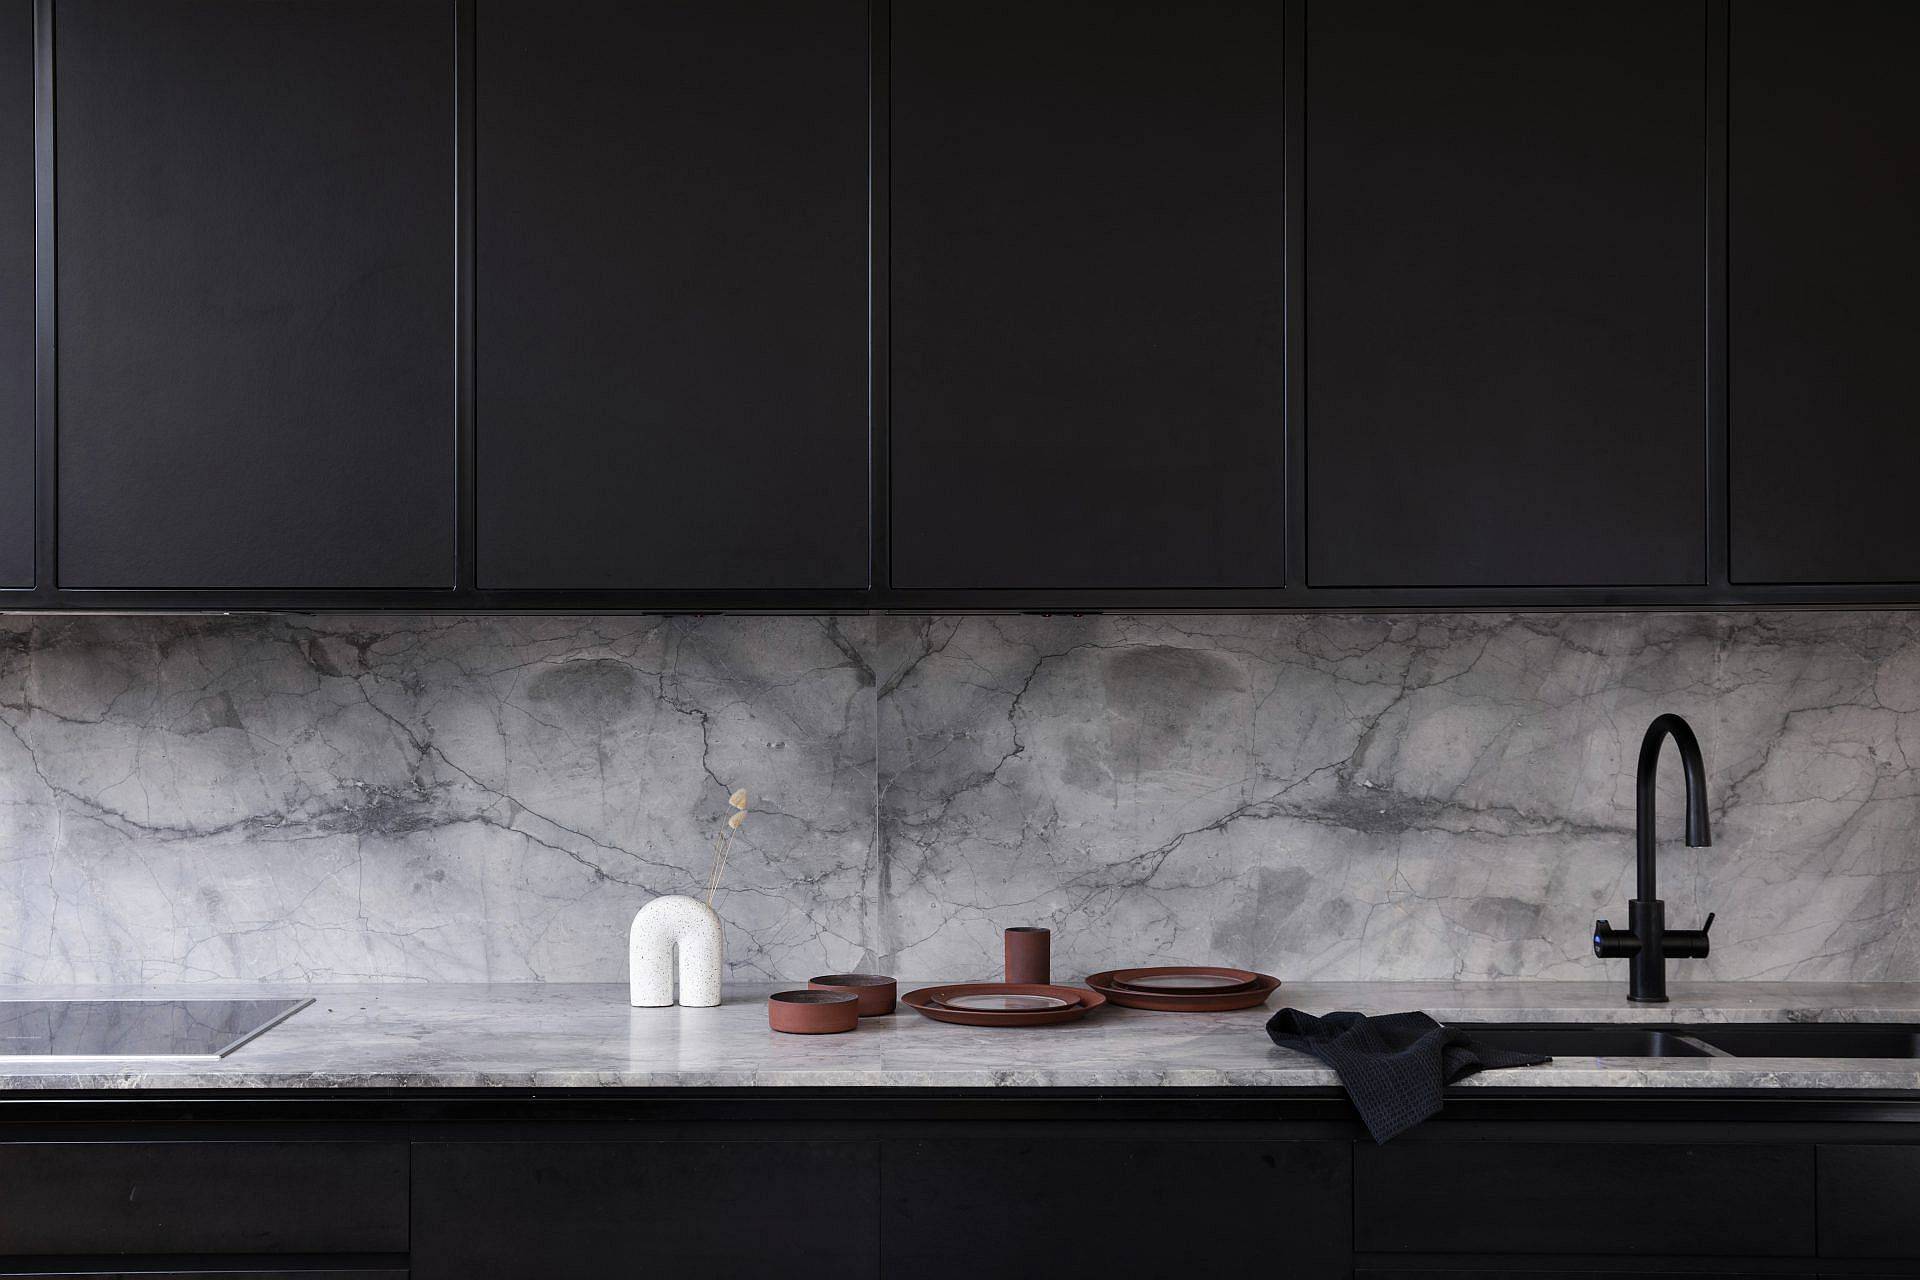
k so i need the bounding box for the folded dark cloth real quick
[1267,1008,1548,1142]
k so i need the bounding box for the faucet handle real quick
[1593,919,1639,959]
[1666,911,1714,960]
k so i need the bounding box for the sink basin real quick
[1447,1022,1717,1057]
[1448,1021,1920,1059]
[1686,1024,1920,1059]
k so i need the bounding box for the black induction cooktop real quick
[0,998,312,1061]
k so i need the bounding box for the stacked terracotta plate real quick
[1084,966,1281,1012]
[902,981,1106,1027]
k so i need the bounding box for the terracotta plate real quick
[1085,969,1282,1012]
[1111,966,1260,994]
[902,983,1105,1027]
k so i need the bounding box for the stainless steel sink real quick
[1447,1022,1718,1057]
[1449,1021,1920,1059]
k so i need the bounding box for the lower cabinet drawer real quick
[0,1141,409,1254]
[882,1139,1351,1278]
[1355,1141,1815,1255]
[1818,1145,1920,1257]
[1359,1271,1816,1280]
[412,1139,878,1280]
[0,1273,407,1279]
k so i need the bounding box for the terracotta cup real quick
[807,973,897,1016]
[1004,926,1052,985]
[767,989,859,1035]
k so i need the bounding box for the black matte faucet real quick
[1593,713,1715,1002]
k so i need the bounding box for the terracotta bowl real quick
[807,973,897,1016]
[768,989,859,1034]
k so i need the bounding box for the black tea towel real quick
[1266,1008,1548,1142]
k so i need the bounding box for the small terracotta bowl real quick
[768,989,859,1035]
[808,973,897,1016]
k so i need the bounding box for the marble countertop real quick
[4,980,1920,1092]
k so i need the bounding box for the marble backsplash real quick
[1,611,1915,984]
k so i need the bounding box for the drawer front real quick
[1356,1141,1814,1255]
[0,1141,408,1254]
[412,1140,878,1280]
[1359,1272,1815,1280]
[0,1273,408,1279]
[1819,1145,1920,1257]
[883,1139,1350,1279]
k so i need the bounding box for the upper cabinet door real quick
[54,0,454,590]
[475,0,869,591]
[889,0,1288,591]
[1730,1,1920,585]
[1305,1,1706,588]
[0,0,31,589]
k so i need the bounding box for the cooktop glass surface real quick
[0,998,312,1061]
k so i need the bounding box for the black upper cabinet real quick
[22,1,1920,608]
[475,0,868,591]
[54,0,454,590]
[888,0,1287,591]
[1730,1,1920,585]
[0,0,30,589]
[1305,0,1706,588]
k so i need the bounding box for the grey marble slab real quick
[6,611,1920,988]
[2,981,1920,1092]
[0,614,879,984]
[875,612,1920,984]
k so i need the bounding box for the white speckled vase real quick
[629,895,725,1007]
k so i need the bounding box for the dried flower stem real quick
[704,830,735,905]
[703,788,749,905]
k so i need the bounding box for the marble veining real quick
[3,612,1919,984]
[0,615,878,983]
[0,981,1918,1092]
[876,613,1920,984]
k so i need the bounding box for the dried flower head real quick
[729,789,749,810]
[727,810,745,830]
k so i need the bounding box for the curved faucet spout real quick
[1598,713,1715,1001]
[1635,712,1711,903]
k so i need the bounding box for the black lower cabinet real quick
[881,1139,1349,1278]
[1817,1145,1920,1258]
[0,1141,408,1256]
[1355,1140,1815,1255]
[11,1101,1920,1275]
[1362,1273,1817,1280]
[0,1273,407,1279]
[410,1140,881,1279]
